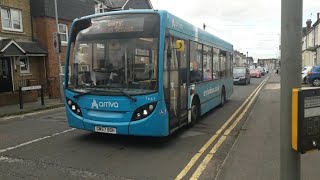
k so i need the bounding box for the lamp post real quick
[246,52,249,66]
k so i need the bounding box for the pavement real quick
[215,73,320,180]
[0,97,64,118]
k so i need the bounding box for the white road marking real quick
[0,128,75,154]
[175,77,269,180]
[0,155,103,178]
[1,107,65,121]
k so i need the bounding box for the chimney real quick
[318,13,320,20]
[306,19,312,31]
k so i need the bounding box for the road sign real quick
[53,32,61,54]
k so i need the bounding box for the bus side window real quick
[213,48,220,79]
[203,45,212,81]
[190,41,202,83]
[220,51,226,78]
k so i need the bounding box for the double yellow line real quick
[175,77,270,180]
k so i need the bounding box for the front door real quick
[167,38,189,130]
[0,57,13,92]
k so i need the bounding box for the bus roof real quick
[74,9,233,52]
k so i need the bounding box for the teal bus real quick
[64,10,233,136]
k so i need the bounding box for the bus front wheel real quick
[219,88,226,107]
[188,99,200,127]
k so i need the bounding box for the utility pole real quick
[54,0,64,101]
[280,0,302,179]
[246,52,249,66]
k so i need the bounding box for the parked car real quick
[301,66,313,84]
[250,69,262,78]
[233,67,251,85]
[264,68,269,73]
[306,66,320,86]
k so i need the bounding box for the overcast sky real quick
[150,0,320,59]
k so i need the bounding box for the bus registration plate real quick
[95,126,117,134]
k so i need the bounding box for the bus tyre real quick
[219,88,226,107]
[188,99,200,127]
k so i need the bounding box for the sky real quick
[150,0,320,60]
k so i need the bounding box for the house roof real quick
[98,0,152,10]
[123,0,153,9]
[0,39,47,56]
[111,0,128,8]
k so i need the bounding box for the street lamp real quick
[247,52,249,66]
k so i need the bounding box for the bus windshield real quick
[67,14,160,96]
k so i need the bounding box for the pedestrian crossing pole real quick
[280,0,302,179]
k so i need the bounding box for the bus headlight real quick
[132,102,157,121]
[66,98,83,117]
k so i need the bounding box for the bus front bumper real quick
[66,104,170,137]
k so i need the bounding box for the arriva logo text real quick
[91,99,119,109]
[203,86,220,96]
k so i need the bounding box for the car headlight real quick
[132,102,157,121]
[66,98,83,117]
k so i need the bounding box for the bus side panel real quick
[193,80,223,116]
[224,77,234,99]
[192,78,233,116]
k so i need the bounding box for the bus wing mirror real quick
[176,40,185,52]
[167,40,184,59]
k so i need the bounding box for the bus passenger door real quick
[165,37,188,131]
[178,40,188,122]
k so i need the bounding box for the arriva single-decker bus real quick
[64,10,233,136]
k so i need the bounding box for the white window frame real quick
[19,56,30,74]
[58,24,68,45]
[1,8,23,32]
[60,65,71,85]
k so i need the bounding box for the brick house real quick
[30,0,96,98]
[0,0,47,106]
[95,0,153,13]
[30,0,153,98]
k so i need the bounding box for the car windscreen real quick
[233,68,246,75]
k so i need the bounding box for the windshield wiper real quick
[113,88,137,102]
[73,90,93,99]
[73,87,137,102]
[93,85,137,102]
